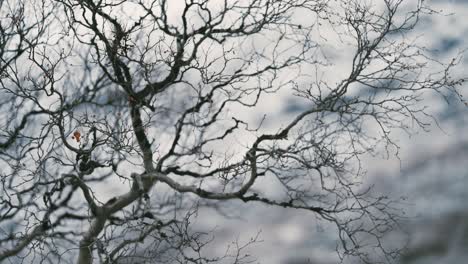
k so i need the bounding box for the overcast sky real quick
[192,1,468,263]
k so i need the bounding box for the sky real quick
[190,1,468,264]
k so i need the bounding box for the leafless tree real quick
[0,0,465,263]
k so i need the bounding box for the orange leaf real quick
[73,131,81,142]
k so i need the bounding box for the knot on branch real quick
[131,173,153,199]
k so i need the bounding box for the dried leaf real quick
[73,131,81,142]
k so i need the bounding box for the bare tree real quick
[0,0,465,263]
